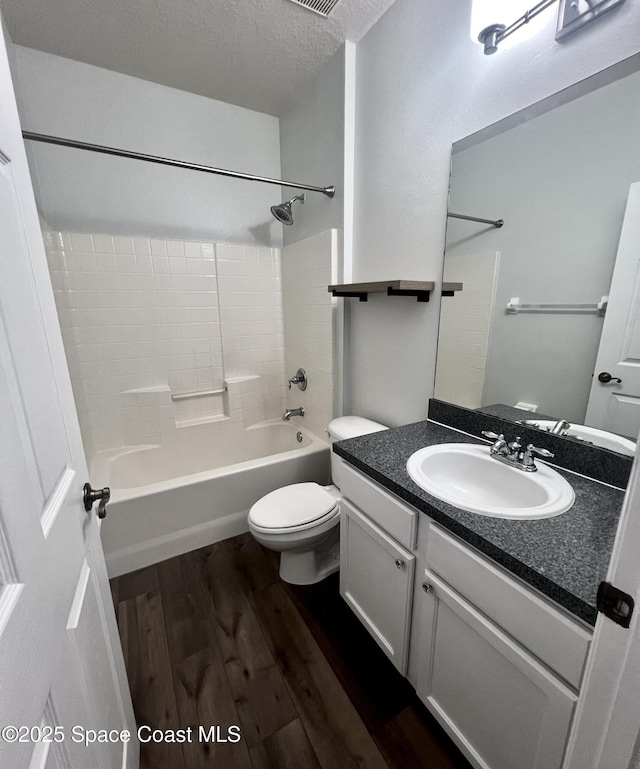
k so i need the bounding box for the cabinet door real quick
[416,571,577,769]
[340,500,415,674]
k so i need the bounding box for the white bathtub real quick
[92,420,330,577]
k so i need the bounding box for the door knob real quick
[83,483,110,519]
[598,372,622,384]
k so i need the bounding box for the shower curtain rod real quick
[21,131,336,198]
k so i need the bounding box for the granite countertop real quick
[334,420,626,626]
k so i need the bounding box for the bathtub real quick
[92,420,330,577]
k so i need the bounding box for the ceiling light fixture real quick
[477,0,557,54]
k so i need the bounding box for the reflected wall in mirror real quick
[435,57,640,455]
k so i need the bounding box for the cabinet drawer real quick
[341,463,417,550]
[426,524,591,690]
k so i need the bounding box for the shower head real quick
[271,194,305,226]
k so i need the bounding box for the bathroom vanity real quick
[335,418,627,769]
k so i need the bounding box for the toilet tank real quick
[327,416,387,490]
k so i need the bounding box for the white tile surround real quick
[434,251,500,409]
[282,231,337,440]
[44,228,336,459]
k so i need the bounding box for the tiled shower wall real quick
[44,230,286,458]
[282,231,337,440]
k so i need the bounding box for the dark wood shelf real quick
[328,280,463,303]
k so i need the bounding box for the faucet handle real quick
[288,368,307,391]
[521,444,555,470]
[482,431,508,456]
[526,444,554,459]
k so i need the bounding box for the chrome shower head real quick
[271,194,305,225]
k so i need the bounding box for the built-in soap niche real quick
[428,398,632,488]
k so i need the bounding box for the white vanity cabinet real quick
[415,525,592,769]
[339,465,417,674]
[416,570,577,769]
[338,463,593,769]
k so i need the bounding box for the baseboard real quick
[105,510,250,578]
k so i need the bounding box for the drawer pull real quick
[395,559,406,570]
[422,582,433,594]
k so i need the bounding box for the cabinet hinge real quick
[597,581,635,628]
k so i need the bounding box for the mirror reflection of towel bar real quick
[448,212,504,228]
[171,386,227,401]
[506,296,608,316]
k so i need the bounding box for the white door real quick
[563,431,640,769]
[585,183,640,441]
[0,28,137,769]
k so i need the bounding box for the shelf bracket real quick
[330,290,369,301]
[387,287,431,302]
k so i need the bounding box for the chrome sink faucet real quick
[283,407,305,421]
[549,419,571,435]
[482,431,554,472]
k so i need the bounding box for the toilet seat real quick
[249,482,339,532]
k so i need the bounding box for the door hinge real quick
[597,581,635,628]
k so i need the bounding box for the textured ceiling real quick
[2,0,397,116]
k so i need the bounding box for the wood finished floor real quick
[110,534,472,769]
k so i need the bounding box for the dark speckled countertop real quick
[334,420,626,626]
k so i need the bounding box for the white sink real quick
[522,420,636,456]
[406,443,575,519]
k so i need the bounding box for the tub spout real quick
[283,407,305,421]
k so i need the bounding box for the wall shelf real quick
[328,280,463,303]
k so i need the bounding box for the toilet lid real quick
[249,483,338,529]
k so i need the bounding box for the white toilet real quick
[247,416,387,585]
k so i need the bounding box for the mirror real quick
[435,56,640,455]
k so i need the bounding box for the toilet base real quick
[278,528,340,585]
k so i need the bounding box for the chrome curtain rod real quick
[448,212,504,228]
[21,131,336,198]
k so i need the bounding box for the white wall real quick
[350,0,640,426]
[279,45,346,255]
[282,231,338,441]
[279,44,353,421]
[11,45,283,247]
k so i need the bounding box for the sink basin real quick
[522,420,636,456]
[406,443,575,519]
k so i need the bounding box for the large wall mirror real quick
[435,55,640,456]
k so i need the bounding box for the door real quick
[585,183,640,441]
[0,28,137,769]
[340,501,415,674]
[563,435,640,769]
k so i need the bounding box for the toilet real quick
[247,416,387,585]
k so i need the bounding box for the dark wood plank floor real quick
[110,534,472,769]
